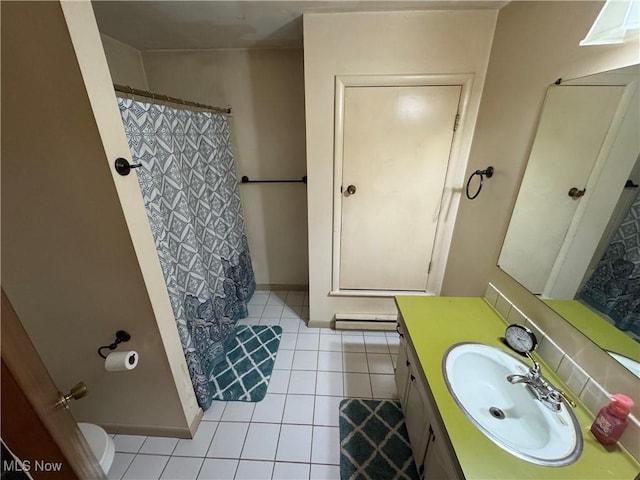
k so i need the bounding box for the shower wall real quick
[100,38,309,288]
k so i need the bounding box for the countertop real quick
[395,296,640,480]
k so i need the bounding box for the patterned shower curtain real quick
[117,97,256,409]
[580,190,640,340]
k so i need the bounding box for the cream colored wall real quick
[99,33,148,90]
[443,0,640,296]
[457,1,639,396]
[141,49,309,287]
[1,1,200,437]
[303,10,498,327]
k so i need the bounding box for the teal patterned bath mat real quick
[209,325,282,402]
[339,399,419,480]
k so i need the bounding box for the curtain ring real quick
[465,166,494,200]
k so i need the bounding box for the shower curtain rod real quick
[113,84,231,115]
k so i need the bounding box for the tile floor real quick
[107,290,400,480]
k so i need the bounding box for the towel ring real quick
[465,166,494,200]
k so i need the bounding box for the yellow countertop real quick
[395,296,640,480]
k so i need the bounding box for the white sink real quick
[443,343,582,466]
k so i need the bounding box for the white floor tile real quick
[173,422,218,457]
[303,294,310,306]
[319,334,342,352]
[122,454,169,480]
[310,463,340,480]
[316,371,344,397]
[262,305,284,318]
[318,351,343,372]
[279,332,298,350]
[342,336,366,353]
[268,370,291,394]
[197,459,238,479]
[370,374,398,399]
[266,294,285,306]
[292,350,318,370]
[296,333,320,350]
[107,453,135,480]
[276,424,312,463]
[279,318,302,333]
[241,423,280,460]
[139,436,179,455]
[206,422,249,459]
[281,305,303,319]
[249,293,269,305]
[259,316,280,326]
[159,456,203,479]
[285,292,305,306]
[364,336,389,354]
[288,370,317,394]
[221,402,255,422]
[301,306,310,320]
[367,353,394,374]
[235,460,274,480]
[202,401,226,422]
[282,394,315,424]
[113,434,147,454]
[311,426,340,465]
[387,335,400,353]
[236,317,260,326]
[247,305,265,318]
[274,349,294,370]
[272,461,311,480]
[344,372,372,398]
[251,393,286,423]
[313,396,342,427]
[342,352,369,373]
[363,331,387,337]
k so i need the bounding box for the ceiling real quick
[92,1,507,50]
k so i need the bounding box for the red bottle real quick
[590,394,634,446]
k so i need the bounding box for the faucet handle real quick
[525,352,540,376]
[555,388,576,408]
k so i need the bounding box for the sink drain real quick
[489,407,506,419]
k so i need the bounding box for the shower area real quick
[581,184,640,341]
[115,89,256,409]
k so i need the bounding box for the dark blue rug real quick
[208,325,282,402]
[339,399,419,480]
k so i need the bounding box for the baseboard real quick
[255,284,308,292]
[100,422,196,439]
[334,319,397,331]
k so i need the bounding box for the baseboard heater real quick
[334,313,398,331]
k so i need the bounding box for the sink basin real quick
[443,343,582,466]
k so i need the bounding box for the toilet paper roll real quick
[104,351,139,372]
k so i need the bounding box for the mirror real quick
[498,64,640,377]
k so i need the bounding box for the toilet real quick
[78,423,115,474]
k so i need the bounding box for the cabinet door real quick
[395,336,410,408]
[423,427,458,480]
[404,368,429,468]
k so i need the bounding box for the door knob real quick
[568,187,586,199]
[55,381,88,410]
[346,185,357,195]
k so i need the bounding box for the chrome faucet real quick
[507,353,576,412]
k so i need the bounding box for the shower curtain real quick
[117,97,256,409]
[580,190,640,340]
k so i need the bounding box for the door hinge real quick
[453,113,460,132]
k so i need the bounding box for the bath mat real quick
[208,325,282,402]
[339,398,419,480]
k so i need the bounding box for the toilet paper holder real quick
[98,330,131,359]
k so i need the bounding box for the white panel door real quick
[499,86,625,294]
[339,85,460,291]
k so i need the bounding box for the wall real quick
[1,1,200,437]
[457,0,639,428]
[444,0,640,296]
[303,10,498,327]
[141,49,309,288]
[100,33,148,90]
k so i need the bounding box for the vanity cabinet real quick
[396,325,461,480]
